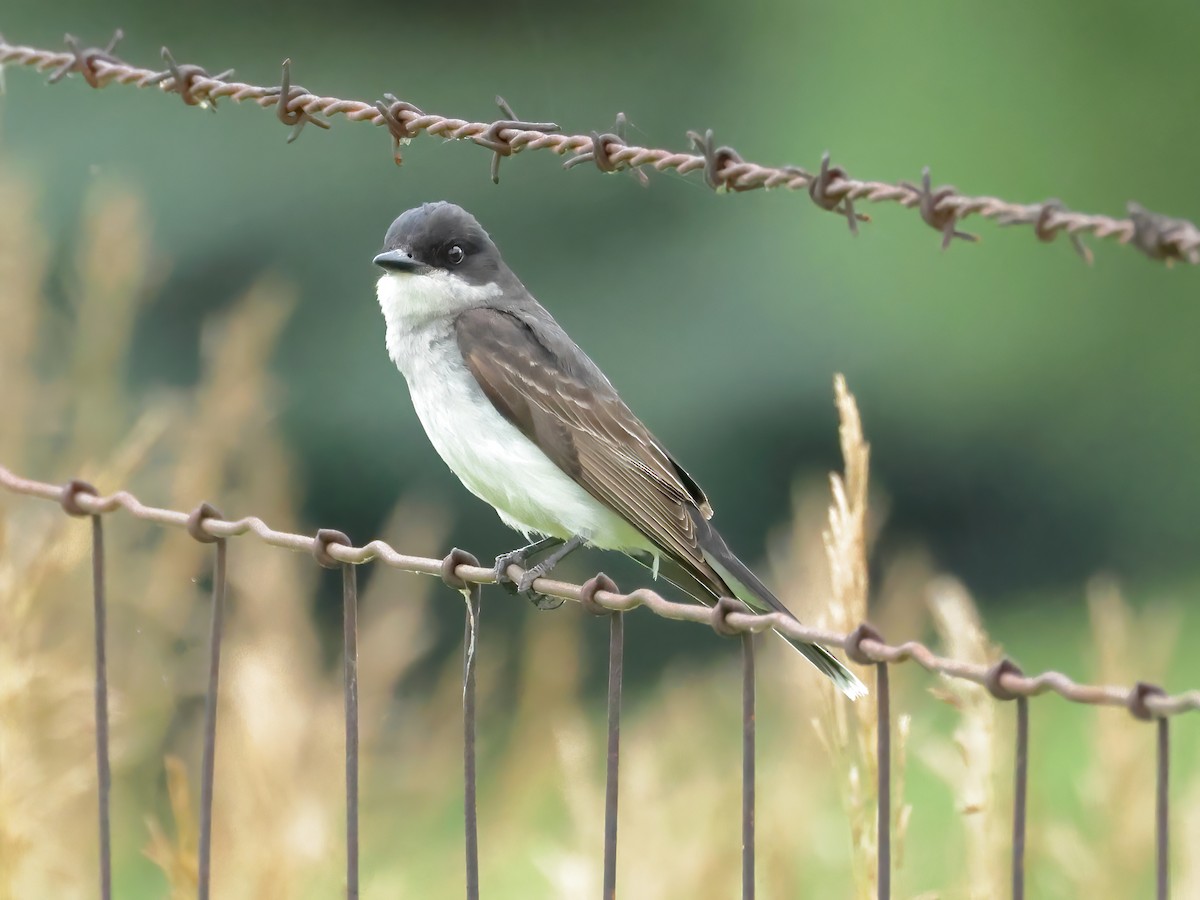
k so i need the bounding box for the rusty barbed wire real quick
[2,462,1197,719]
[1,32,1198,266]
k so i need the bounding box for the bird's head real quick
[374,202,513,327]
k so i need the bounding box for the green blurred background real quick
[2,2,1199,896]
[4,0,1197,607]
[4,0,1195,609]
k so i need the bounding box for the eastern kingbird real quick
[373,201,866,699]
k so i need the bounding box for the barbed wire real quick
[1,30,1198,266]
[3,462,1196,719]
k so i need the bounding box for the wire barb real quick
[1128,202,1200,266]
[1035,199,1093,264]
[564,112,649,186]
[48,30,124,88]
[901,167,979,249]
[808,152,870,235]
[2,32,1196,265]
[272,58,331,143]
[687,128,754,193]
[150,48,232,110]
[374,93,423,166]
[472,95,560,184]
[995,198,1094,264]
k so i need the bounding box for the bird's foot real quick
[528,592,566,611]
[493,534,585,610]
[493,539,561,608]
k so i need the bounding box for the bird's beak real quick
[373,249,428,273]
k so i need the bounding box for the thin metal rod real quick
[602,612,624,900]
[343,563,360,899]
[876,662,891,900]
[1156,717,1170,900]
[463,585,480,900]
[89,515,112,900]
[5,466,1200,721]
[1012,697,1028,900]
[197,539,227,900]
[741,632,756,900]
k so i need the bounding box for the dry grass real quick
[1,172,1197,899]
[1039,578,1183,899]
[0,169,435,899]
[806,375,913,899]
[922,577,1007,898]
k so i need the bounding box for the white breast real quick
[377,272,650,552]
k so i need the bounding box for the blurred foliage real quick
[1,181,1197,895]
[2,4,1200,896]
[2,0,1199,607]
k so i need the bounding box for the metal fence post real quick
[314,529,359,899]
[1155,717,1169,900]
[986,659,1028,900]
[603,612,625,900]
[707,598,756,899]
[875,661,890,900]
[62,480,112,900]
[442,549,482,900]
[187,503,226,900]
[847,624,890,900]
[1130,682,1170,900]
[579,573,625,900]
[342,562,360,899]
[741,632,756,900]
[1012,697,1029,899]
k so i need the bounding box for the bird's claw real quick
[493,551,561,609]
[493,548,530,591]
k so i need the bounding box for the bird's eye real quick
[447,245,465,265]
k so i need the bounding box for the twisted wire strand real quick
[3,463,1196,717]
[1,35,1197,264]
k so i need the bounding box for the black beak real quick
[373,249,428,273]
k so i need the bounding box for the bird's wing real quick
[455,309,866,698]
[454,306,723,587]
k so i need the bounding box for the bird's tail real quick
[689,511,868,701]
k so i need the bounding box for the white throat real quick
[376,270,503,359]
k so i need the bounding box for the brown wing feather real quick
[455,306,725,592]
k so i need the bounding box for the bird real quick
[372,201,866,699]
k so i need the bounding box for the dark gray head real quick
[374,201,509,287]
